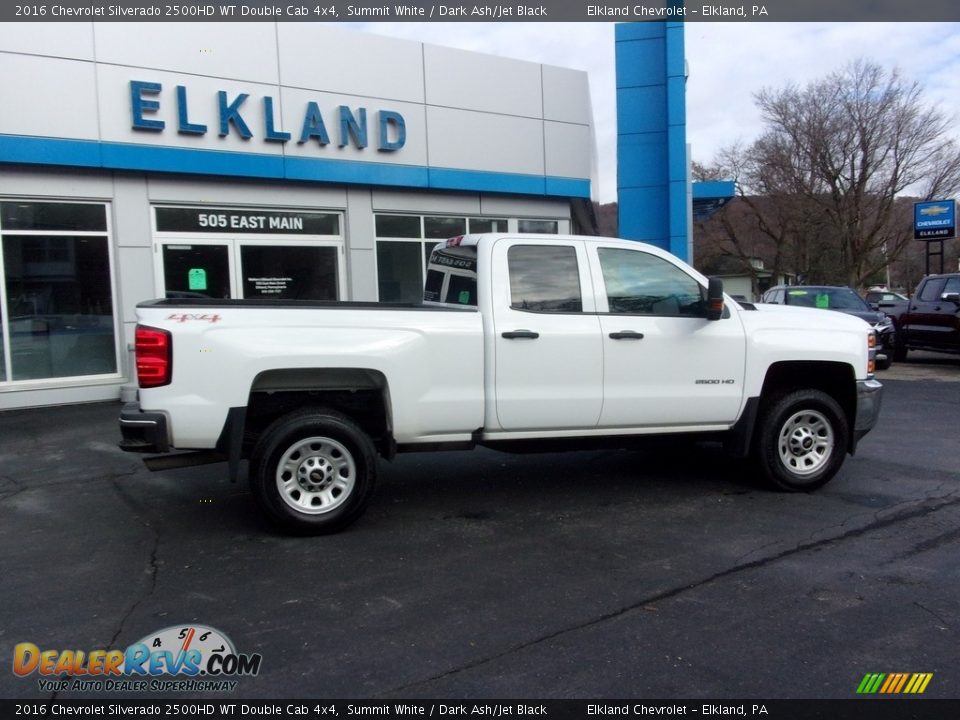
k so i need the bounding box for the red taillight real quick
[136,325,172,388]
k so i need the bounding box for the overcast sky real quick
[344,22,960,203]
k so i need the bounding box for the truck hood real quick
[747,302,874,332]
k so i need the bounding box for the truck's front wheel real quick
[250,408,377,534]
[754,389,849,491]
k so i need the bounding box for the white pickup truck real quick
[120,233,883,534]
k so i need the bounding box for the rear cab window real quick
[424,238,478,307]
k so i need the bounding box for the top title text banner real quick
[6,0,960,22]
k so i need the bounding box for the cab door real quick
[490,238,603,431]
[588,243,747,428]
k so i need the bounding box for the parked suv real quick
[894,273,960,360]
[761,285,896,368]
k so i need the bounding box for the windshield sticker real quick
[816,293,830,308]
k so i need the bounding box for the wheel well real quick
[243,369,392,457]
[759,361,856,448]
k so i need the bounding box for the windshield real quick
[785,287,870,311]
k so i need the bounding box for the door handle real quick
[501,330,540,339]
[609,331,645,340]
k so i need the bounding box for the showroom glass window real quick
[518,219,559,234]
[375,215,507,303]
[0,202,117,382]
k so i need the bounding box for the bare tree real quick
[712,60,960,287]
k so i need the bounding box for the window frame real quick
[0,199,121,388]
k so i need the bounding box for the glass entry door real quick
[161,242,234,299]
[239,244,339,301]
[158,239,342,301]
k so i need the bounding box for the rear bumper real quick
[853,378,883,449]
[118,402,170,454]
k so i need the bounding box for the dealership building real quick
[0,21,689,409]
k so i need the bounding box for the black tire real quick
[249,408,377,535]
[753,389,849,492]
[876,354,892,371]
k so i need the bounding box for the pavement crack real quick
[105,478,162,650]
[737,489,958,567]
[380,491,960,696]
[0,473,25,501]
[913,601,951,630]
[896,526,960,561]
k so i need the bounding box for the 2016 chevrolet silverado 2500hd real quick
[119,234,883,534]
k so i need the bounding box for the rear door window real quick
[507,245,582,313]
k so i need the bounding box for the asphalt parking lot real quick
[1,354,958,702]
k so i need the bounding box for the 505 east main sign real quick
[129,80,407,152]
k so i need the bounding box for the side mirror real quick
[941,292,960,305]
[706,277,724,321]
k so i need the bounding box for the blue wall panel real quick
[618,186,669,242]
[0,134,590,199]
[615,42,666,88]
[617,132,667,188]
[616,86,668,134]
[616,21,688,260]
[615,23,666,41]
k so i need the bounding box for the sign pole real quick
[915,200,956,277]
[925,240,945,276]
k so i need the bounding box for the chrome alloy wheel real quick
[275,436,356,515]
[777,409,835,477]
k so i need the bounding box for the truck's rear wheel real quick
[250,408,377,534]
[754,389,849,492]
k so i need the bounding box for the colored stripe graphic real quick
[857,673,932,694]
[857,673,885,694]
